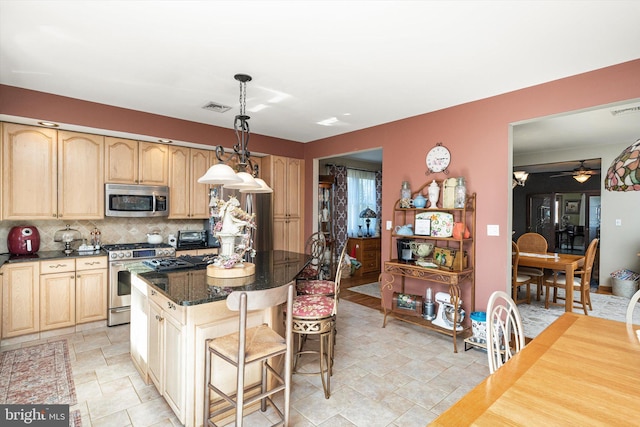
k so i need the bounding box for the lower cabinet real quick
[1,257,107,340]
[148,288,186,423]
[2,262,40,338]
[347,237,381,276]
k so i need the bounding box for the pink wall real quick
[0,85,304,158]
[304,59,640,310]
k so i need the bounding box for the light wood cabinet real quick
[2,262,40,338]
[105,137,169,185]
[75,256,108,324]
[347,237,381,276]
[40,260,75,331]
[1,124,104,220]
[2,123,57,219]
[58,131,104,219]
[262,155,304,253]
[168,146,212,219]
[147,288,186,422]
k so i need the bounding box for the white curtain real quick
[347,169,377,237]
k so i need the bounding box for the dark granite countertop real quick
[133,250,310,306]
[0,249,106,267]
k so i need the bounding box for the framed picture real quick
[565,200,580,214]
[414,215,431,236]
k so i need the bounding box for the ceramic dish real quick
[426,212,454,237]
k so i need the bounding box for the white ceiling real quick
[1,1,639,158]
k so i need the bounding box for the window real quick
[347,168,377,236]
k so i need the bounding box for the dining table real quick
[517,252,584,312]
[430,313,640,426]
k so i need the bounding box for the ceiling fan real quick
[550,160,599,183]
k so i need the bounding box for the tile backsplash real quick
[0,218,208,254]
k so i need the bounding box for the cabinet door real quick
[139,141,168,185]
[267,156,288,218]
[163,314,185,421]
[190,149,212,219]
[104,137,138,183]
[148,299,164,390]
[286,158,303,218]
[2,262,40,338]
[130,280,149,383]
[273,217,288,251]
[76,268,107,323]
[168,146,190,219]
[2,123,57,219]
[58,131,104,219]
[40,272,75,331]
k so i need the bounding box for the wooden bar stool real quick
[204,283,294,427]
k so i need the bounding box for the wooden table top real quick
[517,252,584,270]
[430,313,640,426]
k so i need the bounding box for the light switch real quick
[615,219,622,226]
[386,220,392,230]
[487,225,500,236]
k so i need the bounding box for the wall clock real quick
[426,142,451,174]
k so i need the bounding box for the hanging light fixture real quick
[198,74,272,193]
[512,171,528,188]
[573,172,591,183]
[604,138,640,191]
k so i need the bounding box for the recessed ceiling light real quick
[38,121,59,127]
[317,117,339,126]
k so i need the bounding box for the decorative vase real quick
[400,181,412,208]
[428,180,440,208]
[357,225,364,237]
[454,177,466,208]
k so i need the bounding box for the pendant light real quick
[605,138,640,191]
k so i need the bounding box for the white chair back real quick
[486,290,526,374]
[627,288,640,325]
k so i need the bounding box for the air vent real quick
[610,106,640,116]
[202,102,232,113]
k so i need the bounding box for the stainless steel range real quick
[104,243,175,326]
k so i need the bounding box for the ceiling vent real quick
[202,102,232,113]
[610,106,640,116]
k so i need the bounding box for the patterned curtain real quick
[328,164,348,251]
[376,170,382,236]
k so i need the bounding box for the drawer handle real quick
[151,290,157,296]
[167,302,176,311]
[155,314,164,322]
[49,264,67,269]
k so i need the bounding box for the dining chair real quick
[627,288,640,325]
[204,283,294,427]
[511,241,534,304]
[545,238,599,315]
[486,291,525,374]
[516,232,548,301]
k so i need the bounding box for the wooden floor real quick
[339,270,382,310]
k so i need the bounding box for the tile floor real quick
[4,300,490,426]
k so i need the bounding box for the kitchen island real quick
[129,250,309,427]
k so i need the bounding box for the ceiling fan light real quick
[573,173,591,183]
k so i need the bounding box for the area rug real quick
[0,339,81,427]
[349,283,632,339]
[349,282,381,298]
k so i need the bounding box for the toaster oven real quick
[177,230,207,248]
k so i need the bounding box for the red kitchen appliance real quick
[7,226,40,255]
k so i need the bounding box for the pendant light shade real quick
[240,177,273,193]
[198,163,242,185]
[223,171,261,190]
[605,138,640,191]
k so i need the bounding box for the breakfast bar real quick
[129,250,309,427]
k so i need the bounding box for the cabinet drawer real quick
[364,240,381,250]
[76,256,108,271]
[362,258,380,273]
[40,259,75,274]
[362,251,377,261]
[148,286,186,324]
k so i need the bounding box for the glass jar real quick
[454,177,466,208]
[400,181,411,208]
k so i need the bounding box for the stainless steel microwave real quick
[105,183,169,217]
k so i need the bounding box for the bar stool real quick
[204,283,294,427]
[297,245,347,297]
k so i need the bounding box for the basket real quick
[612,278,639,298]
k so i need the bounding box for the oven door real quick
[108,261,134,326]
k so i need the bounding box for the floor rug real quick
[349,283,633,339]
[348,282,381,298]
[0,339,81,427]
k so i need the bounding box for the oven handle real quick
[110,307,130,313]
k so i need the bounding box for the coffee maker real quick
[7,226,40,255]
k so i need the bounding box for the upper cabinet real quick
[105,137,169,185]
[2,123,57,220]
[2,124,104,220]
[168,146,212,219]
[58,131,104,219]
[262,155,304,253]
